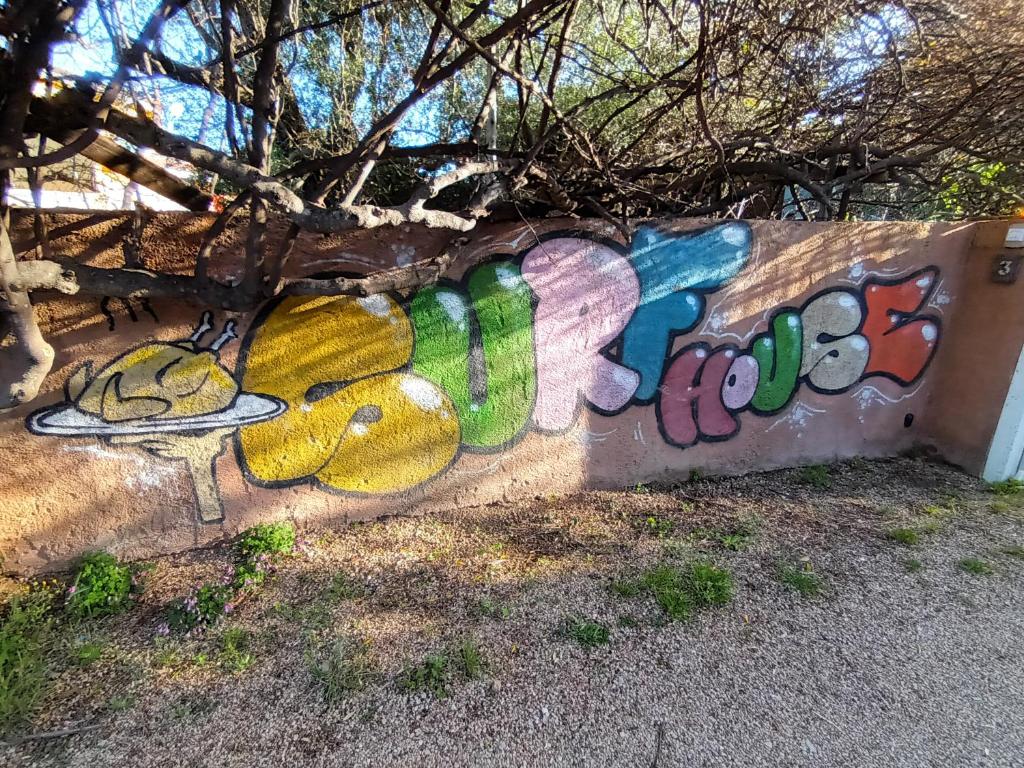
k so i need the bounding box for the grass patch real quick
[903,558,924,573]
[324,572,366,602]
[886,527,920,546]
[638,515,674,538]
[564,617,610,647]
[641,564,693,621]
[958,557,994,575]
[0,587,57,731]
[458,639,484,680]
[998,545,1024,559]
[306,636,376,702]
[687,561,735,607]
[779,563,823,597]
[72,639,105,667]
[477,597,512,620]
[617,615,639,628]
[988,478,1024,497]
[608,577,642,598]
[107,694,134,711]
[637,561,734,621]
[218,627,255,673]
[797,464,831,489]
[399,653,449,697]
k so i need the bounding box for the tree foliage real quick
[0,0,1022,406]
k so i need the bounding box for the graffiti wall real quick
[0,213,993,573]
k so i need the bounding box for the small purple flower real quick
[66,585,77,596]
[155,622,170,637]
[183,596,198,612]
[223,602,235,614]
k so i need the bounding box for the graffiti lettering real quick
[521,237,640,429]
[27,224,946,518]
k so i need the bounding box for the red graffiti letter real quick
[658,345,739,448]
[862,269,940,385]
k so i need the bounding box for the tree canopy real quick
[1,0,1023,406]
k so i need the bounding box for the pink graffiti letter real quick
[659,345,740,448]
[522,238,640,431]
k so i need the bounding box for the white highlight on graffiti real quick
[436,290,468,329]
[300,403,313,413]
[493,264,523,290]
[849,262,865,279]
[350,423,369,437]
[62,444,177,491]
[921,324,937,342]
[633,421,646,444]
[851,382,923,409]
[356,294,392,317]
[400,375,444,412]
[766,401,826,432]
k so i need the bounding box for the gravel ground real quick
[4,457,1024,768]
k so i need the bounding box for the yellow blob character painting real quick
[28,313,286,523]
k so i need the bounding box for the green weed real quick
[797,465,831,489]
[564,617,610,647]
[989,478,1024,496]
[73,639,105,667]
[0,588,57,730]
[399,653,449,697]
[608,578,642,598]
[999,545,1024,559]
[477,598,512,620]
[640,515,674,538]
[306,636,376,702]
[904,558,924,573]
[324,572,366,602]
[66,552,134,619]
[234,522,296,560]
[779,563,823,597]
[958,557,994,575]
[218,628,255,673]
[886,528,920,545]
[458,639,484,680]
[108,694,134,711]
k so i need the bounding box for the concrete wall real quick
[0,212,1009,574]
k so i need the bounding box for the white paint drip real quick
[633,421,646,444]
[766,401,826,432]
[63,444,177,491]
[851,382,923,409]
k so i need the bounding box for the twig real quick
[1,722,101,746]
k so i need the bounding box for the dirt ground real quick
[3,457,1024,768]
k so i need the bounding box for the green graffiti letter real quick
[750,311,802,413]
[411,262,536,448]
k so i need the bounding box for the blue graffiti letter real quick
[621,222,752,401]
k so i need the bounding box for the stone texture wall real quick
[0,212,1014,574]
